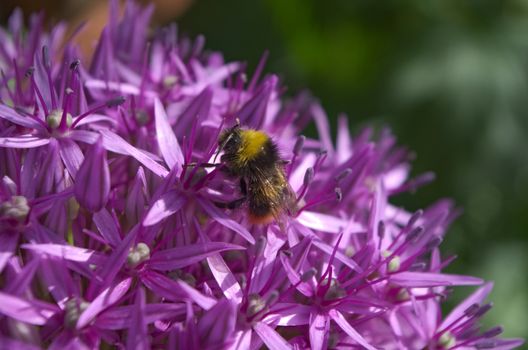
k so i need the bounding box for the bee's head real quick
[217,123,242,159]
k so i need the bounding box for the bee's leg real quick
[214,179,247,210]
[239,178,248,196]
[214,197,247,209]
[184,162,220,168]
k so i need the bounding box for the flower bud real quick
[74,138,110,212]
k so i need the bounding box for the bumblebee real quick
[216,123,297,224]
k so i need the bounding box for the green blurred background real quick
[2,0,527,340]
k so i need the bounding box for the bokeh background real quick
[2,0,527,341]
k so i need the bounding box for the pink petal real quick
[383,164,410,191]
[154,97,184,170]
[440,282,493,330]
[491,339,525,350]
[143,190,186,226]
[126,287,149,350]
[171,279,217,310]
[264,303,311,326]
[25,222,62,244]
[311,103,334,156]
[309,313,330,350]
[69,129,100,144]
[139,270,187,301]
[100,129,168,177]
[77,277,132,329]
[294,223,361,272]
[249,229,285,295]
[0,292,60,325]
[97,303,186,330]
[180,62,241,95]
[4,257,41,295]
[48,333,91,350]
[336,115,353,164]
[38,258,79,307]
[97,226,138,288]
[58,138,84,177]
[198,299,236,348]
[175,87,212,134]
[228,330,252,350]
[148,242,245,271]
[31,189,74,217]
[391,271,484,288]
[296,211,353,234]
[93,208,122,247]
[0,105,45,130]
[207,253,243,303]
[312,239,362,272]
[329,309,377,350]
[21,243,103,265]
[73,113,117,127]
[0,336,42,350]
[126,167,147,224]
[44,140,62,190]
[84,79,157,98]
[197,197,255,244]
[279,253,313,297]
[0,233,18,273]
[338,296,391,314]
[253,321,291,350]
[140,271,216,310]
[237,76,276,129]
[149,42,164,82]
[248,50,269,91]
[0,135,50,148]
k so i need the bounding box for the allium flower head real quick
[0,1,524,349]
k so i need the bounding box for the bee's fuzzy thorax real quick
[237,129,269,163]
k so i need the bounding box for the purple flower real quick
[0,1,523,349]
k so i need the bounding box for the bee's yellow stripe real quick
[238,129,269,163]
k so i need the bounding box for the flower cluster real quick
[0,2,523,349]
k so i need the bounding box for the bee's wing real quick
[272,164,298,220]
[246,163,297,228]
[282,180,298,216]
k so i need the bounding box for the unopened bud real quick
[464,303,480,317]
[438,332,456,348]
[335,187,342,202]
[407,209,423,227]
[335,168,352,182]
[377,221,385,239]
[106,96,126,108]
[255,236,267,256]
[70,59,80,70]
[303,167,314,186]
[301,268,317,282]
[0,196,29,222]
[64,298,89,328]
[406,226,424,242]
[47,109,72,129]
[127,242,151,267]
[293,135,305,156]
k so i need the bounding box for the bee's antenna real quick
[214,120,240,163]
[213,148,222,163]
[213,132,232,163]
